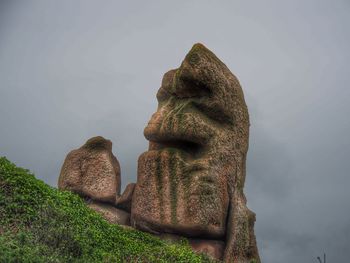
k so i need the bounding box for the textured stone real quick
[87,200,130,226]
[131,43,260,262]
[58,136,121,204]
[189,239,225,261]
[115,183,135,213]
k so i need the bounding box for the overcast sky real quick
[0,1,349,262]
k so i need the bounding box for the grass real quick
[0,157,213,263]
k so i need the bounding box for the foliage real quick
[0,157,212,263]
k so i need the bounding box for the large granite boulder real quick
[131,43,260,262]
[58,136,121,204]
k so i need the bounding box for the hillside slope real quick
[0,157,212,263]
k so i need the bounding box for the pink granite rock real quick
[88,200,130,226]
[115,183,135,213]
[189,239,225,261]
[58,136,121,204]
[131,43,260,262]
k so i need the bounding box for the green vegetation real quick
[0,157,212,263]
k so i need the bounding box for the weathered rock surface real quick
[115,183,135,213]
[58,136,121,204]
[189,239,225,261]
[131,43,260,262]
[87,200,130,226]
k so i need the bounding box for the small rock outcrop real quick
[58,136,121,204]
[87,200,130,226]
[131,43,260,262]
[115,183,135,213]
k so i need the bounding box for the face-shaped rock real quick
[131,43,250,239]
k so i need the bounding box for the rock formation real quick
[58,136,121,203]
[58,44,260,262]
[131,43,260,262]
[58,136,135,227]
